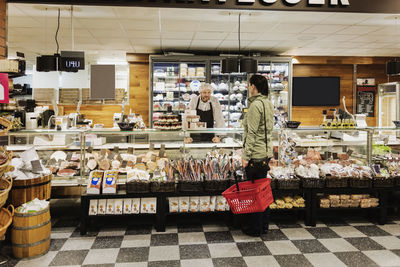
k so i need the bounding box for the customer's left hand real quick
[242,159,249,168]
[212,136,220,143]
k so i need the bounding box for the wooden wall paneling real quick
[129,62,150,126]
[60,104,123,128]
[0,0,6,59]
[292,64,354,126]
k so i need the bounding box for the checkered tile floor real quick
[2,199,400,267]
[2,217,400,267]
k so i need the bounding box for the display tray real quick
[150,181,176,193]
[349,178,373,188]
[277,178,300,190]
[373,178,394,188]
[325,177,348,188]
[204,180,229,192]
[318,207,379,210]
[177,180,204,192]
[126,180,151,193]
[300,177,325,189]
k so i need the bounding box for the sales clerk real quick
[187,83,225,143]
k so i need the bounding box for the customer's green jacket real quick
[243,94,274,161]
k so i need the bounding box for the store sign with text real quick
[7,0,400,13]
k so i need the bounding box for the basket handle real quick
[7,205,14,217]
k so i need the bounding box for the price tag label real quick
[108,152,116,160]
[100,149,107,157]
[347,149,353,156]
[31,160,43,173]
[66,152,72,161]
[149,143,155,150]
[48,158,57,166]
[87,147,93,153]
[137,157,142,163]
[151,154,157,162]
[113,146,119,153]
[127,147,134,154]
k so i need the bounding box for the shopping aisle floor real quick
[2,199,400,267]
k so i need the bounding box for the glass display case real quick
[150,56,293,128]
[210,61,248,128]
[277,128,370,166]
[257,59,292,128]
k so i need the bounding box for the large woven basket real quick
[0,118,12,137]
[0,177,12,208]
[0,205,14,239]
[0,150,12,177]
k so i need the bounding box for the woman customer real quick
[241,74,274,237]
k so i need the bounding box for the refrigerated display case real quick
[150,55,292,128]
[378,82,400,128]
[258,59,292,128]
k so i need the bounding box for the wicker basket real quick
[150,181,176,193]
[325,177,348,188]
[277,178,300,189]
[0,150,12,177]
[0,205,14,239]
[301,177,325,188]
[126,180,150,193]
[373,177,394,188]
[177,180,203,192]
[204,180,229,192]
[0,177,12,208]
[349,178,372,188]
[0,118,12,136]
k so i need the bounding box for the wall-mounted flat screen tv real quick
[292,77,340,106]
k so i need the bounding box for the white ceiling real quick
[6,4,400,64]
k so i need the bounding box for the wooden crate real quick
[33,88,56,104]
[59,88,79,104]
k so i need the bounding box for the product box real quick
[141,198,149,214]
[216,196,226,211]
[114,199,123,215]
[189,196,200,213]
[169,197,179,213]
[87,171,103,195]
[209,196,217,212]
[199,196,210,212]
[148,198,157,214]
[123,199,132,214]
[102,170,118,194]
[132,198,141,214]
[106,199,115,214]
[98,199,106,215]
[89,199,98,215]
[179,197,190,213]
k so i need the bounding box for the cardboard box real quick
[114,199,123,214]
[106,199,115,214]
[98,199,106,215]
[89,199,98,215]
[132,198,141,214]
[123,198,132,214]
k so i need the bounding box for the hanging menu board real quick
[356,86,376,117]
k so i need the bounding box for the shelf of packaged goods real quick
[154,110,186,113]
[318,207,379,211]
[153,75,179,79]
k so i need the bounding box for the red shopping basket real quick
[222,178,274,214]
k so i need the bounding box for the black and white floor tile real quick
[2,199,400,266]
[1,218,399,267]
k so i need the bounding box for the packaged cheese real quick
[102,170,118,194]
[98,199,106,215]
[123,198,132,214]
[140,198,149,214]
[179,197,189,213]
[209,196,216,212]
[189,196,200,212]
[106,199,115,214]
[87,171,103,195]
[216,196,226,211]
[169,197,179,213]
[199,196,210,212]
[89,200,98,215]
[148,198,157,214]
[132,198,141,214]
[114,199,123,214]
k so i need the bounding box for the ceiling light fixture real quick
[221,13,257,74]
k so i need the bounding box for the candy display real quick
[154,114,182,130]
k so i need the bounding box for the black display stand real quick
[80,187,390,235]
